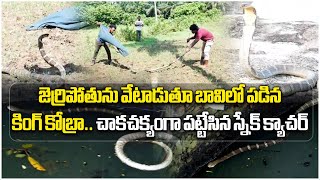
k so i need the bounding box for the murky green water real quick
[197,107,318,178]
[2,106,318,178]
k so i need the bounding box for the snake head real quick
[241,3,257,15]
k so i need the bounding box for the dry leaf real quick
[15,154,26,158]
[6,150,13,156]
[22,144,33,149]
[27,156,46,171]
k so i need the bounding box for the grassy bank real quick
[78,18,229,68]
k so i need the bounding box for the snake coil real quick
[115,132,178,171]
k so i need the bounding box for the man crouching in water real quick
[92,22,119,65]
[185,24,214,67]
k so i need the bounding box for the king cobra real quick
[38,34,66,79]
[207,4,318,169]
[239,5,317,95]
[2,34,66,83]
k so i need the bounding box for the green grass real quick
[2,1,234,85]
[2,0,227,65]
[126,18,228,48]
[77,18,229,65]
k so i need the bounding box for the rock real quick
[303,162,310,167]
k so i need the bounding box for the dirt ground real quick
[2,2,319,87]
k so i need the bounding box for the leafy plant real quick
[79,2,222,36]
[118,26,137,41]
[117,2,150,15]
[170,2,207,18]
[148,19,174,35]
[80,3,128,25]
[3,144,46,171]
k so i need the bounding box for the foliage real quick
[143,17,155,26]
[170,2,207,18]
[206,8,222,20]
[117,2,150,15]
[80,2,223,36]
[156,2,184,19]
[28,156,46,171]
[80,3,140,25]
[145,2,222,35]
[4,144,46,172]
[145,6,161,17]
[117,26,138,41]
[80,3,125,25]
[148,20,172,35]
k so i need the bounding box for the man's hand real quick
[187,38,191,43]
[96,21,102,26]
[114,47,120,53]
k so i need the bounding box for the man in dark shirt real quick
[185,24,214,67]
[92,22,118,65]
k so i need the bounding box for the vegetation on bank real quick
[79,2,225,41]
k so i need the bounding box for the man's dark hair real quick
[189,24,199,31]
[109,24,117,29]
[137,16,141,19]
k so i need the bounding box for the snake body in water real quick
[208,4,318,169]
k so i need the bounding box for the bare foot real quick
[203,60,209,68]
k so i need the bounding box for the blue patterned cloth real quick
[98,25,129,57]
[26,7,88,30]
